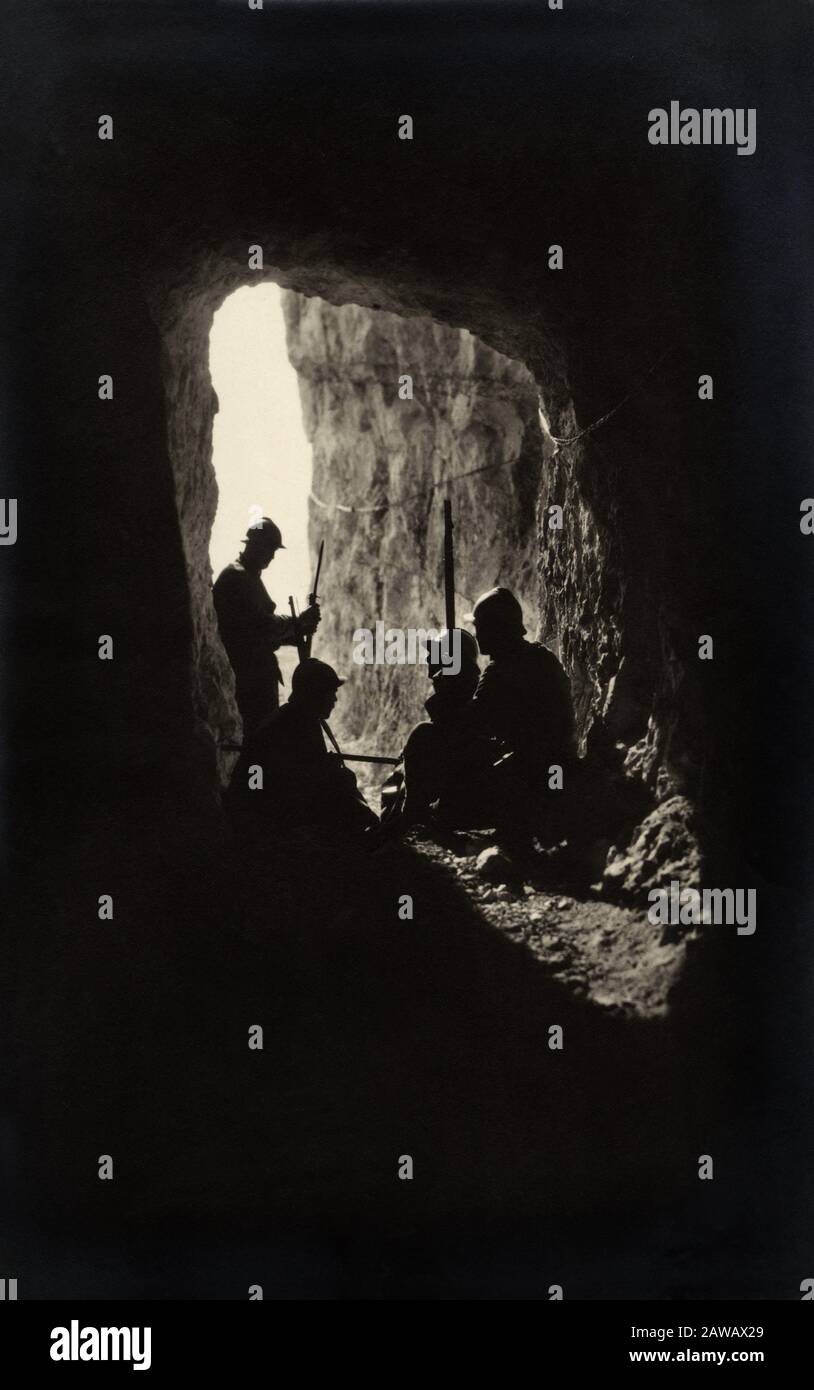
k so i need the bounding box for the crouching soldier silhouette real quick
[467,587,578,855]
[228,658,378,844]
[213,517,321,736]
[380,629,494,836]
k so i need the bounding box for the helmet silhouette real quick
[424,627,480,676]
[465,587,526,637]
[291,657,344,698]
[244,516,285,549]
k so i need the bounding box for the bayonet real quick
[305,539,324,658]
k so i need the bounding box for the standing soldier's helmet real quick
[244,517,285,549]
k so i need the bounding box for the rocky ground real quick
[405,828,687,1020]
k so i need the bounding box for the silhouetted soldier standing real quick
[213,517,320,736]
[228,658,378,842]
[467,587,577,851]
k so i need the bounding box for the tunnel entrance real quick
[167,277,551,786]
[213,291,547,769]
[160,276,694,1018]
[158,259,703,918]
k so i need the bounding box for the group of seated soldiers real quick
[216,521,578,859]
[386,587,577,853]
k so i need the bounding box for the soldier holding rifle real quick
[212,517,321,736]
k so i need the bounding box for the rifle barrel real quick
[309,539,324,604]
[443,497,455,632]
[219,741,396,766]
[341,753,399,766]
[305,539,324,658]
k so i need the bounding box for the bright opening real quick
[208,283,312,688]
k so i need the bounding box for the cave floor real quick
[13,826,779,1299]
[400,828,687,1020]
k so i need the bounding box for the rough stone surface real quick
[602,796,704,901]
[282,293,544,753]
[277,295,709,891]
[475,846,514,883]
[160,295,242,781]
[419,834,688,1018]
[279,293,630,769]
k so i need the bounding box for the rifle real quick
[289,594,307,661]
[443,497,455,632]
[289,593,346,767]
[341,753,399,766]
[219,740,396,765]
[304,539,324,659]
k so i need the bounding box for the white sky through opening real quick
[208,283,312,611]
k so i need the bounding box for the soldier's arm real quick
[262,604,320,648]
[263,611,299,646]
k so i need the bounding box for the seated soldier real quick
[228,658,378,844]
[466,587,578,852]
[380,629,494,835]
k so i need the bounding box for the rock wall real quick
[277,293,732,892]
[282,293,546,752]
[158,284,242,784]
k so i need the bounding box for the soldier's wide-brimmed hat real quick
[291,658,344,696]
[244,516,285,548]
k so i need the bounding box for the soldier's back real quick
[475,640,575,765]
